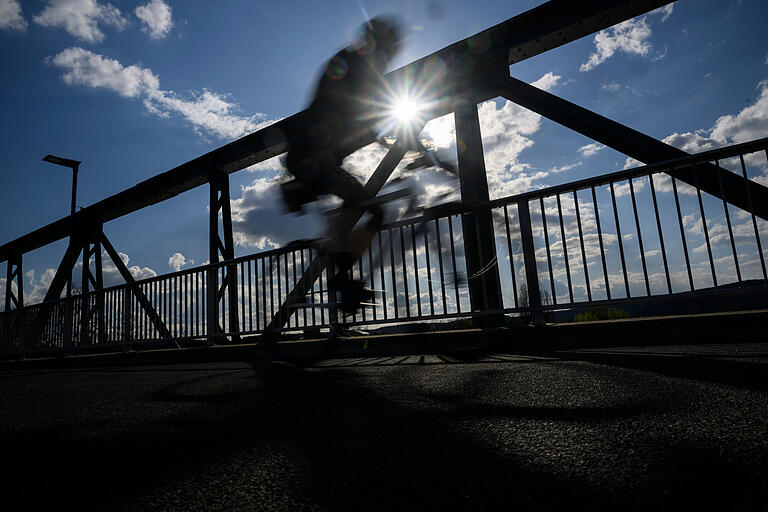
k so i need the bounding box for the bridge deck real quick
[2,340,766,510]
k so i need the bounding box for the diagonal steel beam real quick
[43,239,82,304]
[493,75,768,220]
[99,232,173,341]
[265,132,417,331]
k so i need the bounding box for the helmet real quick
[362,15,403,59]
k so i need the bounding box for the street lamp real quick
[42,154,81,302]
[42,154,80,217]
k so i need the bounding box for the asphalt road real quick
[1,342,767,510]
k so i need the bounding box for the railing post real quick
[80,240,90,347]
[122,285,131,351]
[206,265,217,345]
[517,199,543,326]
[63,296,73,351]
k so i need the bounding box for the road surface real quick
[1,342,767,510]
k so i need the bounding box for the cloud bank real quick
[48,47,277,140]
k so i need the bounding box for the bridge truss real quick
[2,0,767,355]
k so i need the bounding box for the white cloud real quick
[710,80,768,145]
[601,81,621,92]
[0,0,27,31]
[580,18,653,72]
[580,5,672,72]
[50,47,159,97]
[230,177,325,250]
[33,0,126,43]
[549,162,582,174]
[135,0,172,40]
[48,47,278,140]
[101,251,157,282]
[168,252,193,271]
[579,143,605,157]
[580,7,672,73]
[530,72,561,92]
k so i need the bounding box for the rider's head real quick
[359,15,403,61]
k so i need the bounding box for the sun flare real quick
[391,97,422,124]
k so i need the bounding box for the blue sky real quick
[1,0,767,306]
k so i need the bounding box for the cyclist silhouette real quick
[282,16,404,311]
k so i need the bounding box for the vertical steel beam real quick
[208,173,240,341]
[4,253,24,350]
[517,200,543,325]
[4,253,22,311]
[79,234,105,346]
[453,96,503,326]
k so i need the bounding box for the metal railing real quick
[2,138,767,356]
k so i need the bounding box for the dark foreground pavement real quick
[1,342,767,510]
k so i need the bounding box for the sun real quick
[391,96,422,124]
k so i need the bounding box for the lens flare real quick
[392,97,421,124]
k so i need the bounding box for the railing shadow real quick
[2,353,766,510]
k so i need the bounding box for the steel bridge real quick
[2,0,767,357]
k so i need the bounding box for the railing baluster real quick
[556,194,573,303]
[694,164,718,288]
[389,229,398,318]
[411,224,421,317]
[448,215,460,313]
[252,259,258,331]
[715,159,741,283]
[503,204,519,309]
[247,260,253,331]
[435,218,447,314]
[539,197,556,304]
[269,256,274,323]
[671,175,695,291]
[400,227,410,317]
[378,232,387,320]
[573,190,591,302]
[591,186,611,300]
[629,178,651,296]
[648,173,672,294]
[368,243,377,321]
[610,182,631,298]
[424,222,435,316]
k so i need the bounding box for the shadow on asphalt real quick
[1,348,766,510]
[545,349,768,392]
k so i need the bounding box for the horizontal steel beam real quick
[0,0,671,263]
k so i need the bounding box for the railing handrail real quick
[3,136,767,314]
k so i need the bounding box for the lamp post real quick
[43,155,81,350]
[42,155,81,301]
[43,154,80,218]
